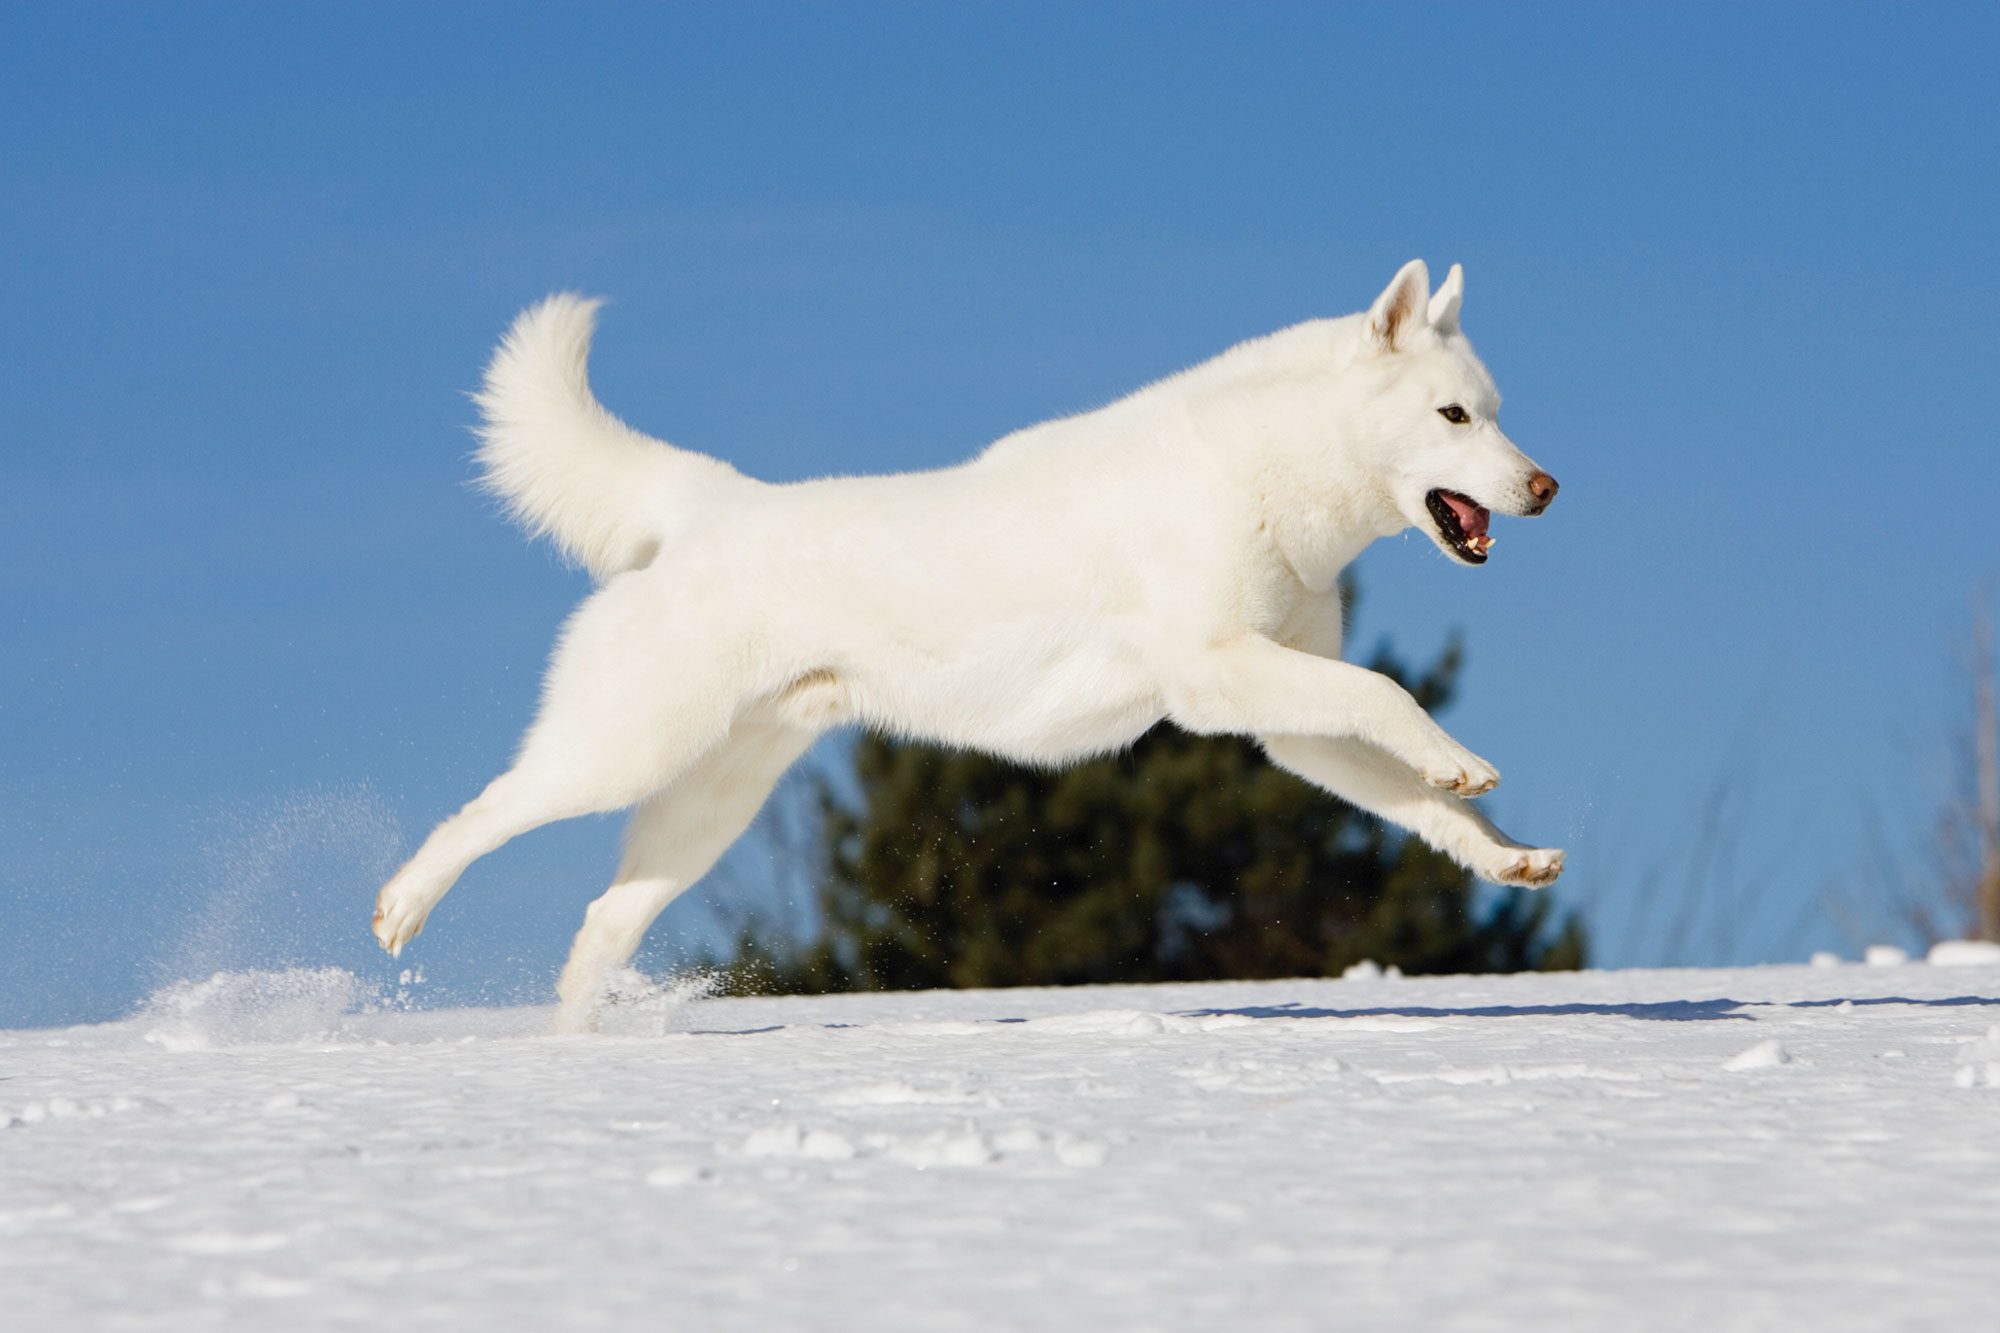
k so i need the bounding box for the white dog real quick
[373,260,1564,1031]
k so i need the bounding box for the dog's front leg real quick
[1261,734,1562,887]
[1169,636,1499,796]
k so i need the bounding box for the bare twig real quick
[1973,592,1999,940]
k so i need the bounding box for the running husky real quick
[373,260,1564,1031]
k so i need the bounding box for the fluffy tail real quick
[474,294,743,581]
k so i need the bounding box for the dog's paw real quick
[551,962,610,1036]
[1421,751,1500,798]
[371,878,434,958]
[547,999,599,1036]
[1486,847,1564,889]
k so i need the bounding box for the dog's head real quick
[1344,260,1558,566]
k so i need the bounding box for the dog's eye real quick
[1437,404,1470,425]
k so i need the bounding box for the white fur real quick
[373,260,1566,1032]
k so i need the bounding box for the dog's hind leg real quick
[549,718,818,1034]
[371,762,613,958]
[372,575,752,956]
[1262,734,1564,888]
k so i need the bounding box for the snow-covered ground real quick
[5,957,1999,1332]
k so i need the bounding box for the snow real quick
[1928,939,2000,967]
[5,960,1999,1331]
[1719,1037,1791,1071]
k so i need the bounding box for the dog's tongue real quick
[1443,492,1489,538]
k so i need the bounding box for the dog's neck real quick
[1173,332,1407,593]
[1253,471,1403,592]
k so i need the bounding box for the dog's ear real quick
[1427,263,1463,335]
[1364,259,1431,352]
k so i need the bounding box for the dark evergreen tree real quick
[747,586,1584,992]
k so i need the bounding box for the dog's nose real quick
[1526,471,1559,514]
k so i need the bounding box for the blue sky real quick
[4,3,1996,1026]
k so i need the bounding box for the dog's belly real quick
[848,631,1165,765]
[965,681,1163,764]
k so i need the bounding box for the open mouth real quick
[1425,489,1494,563]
